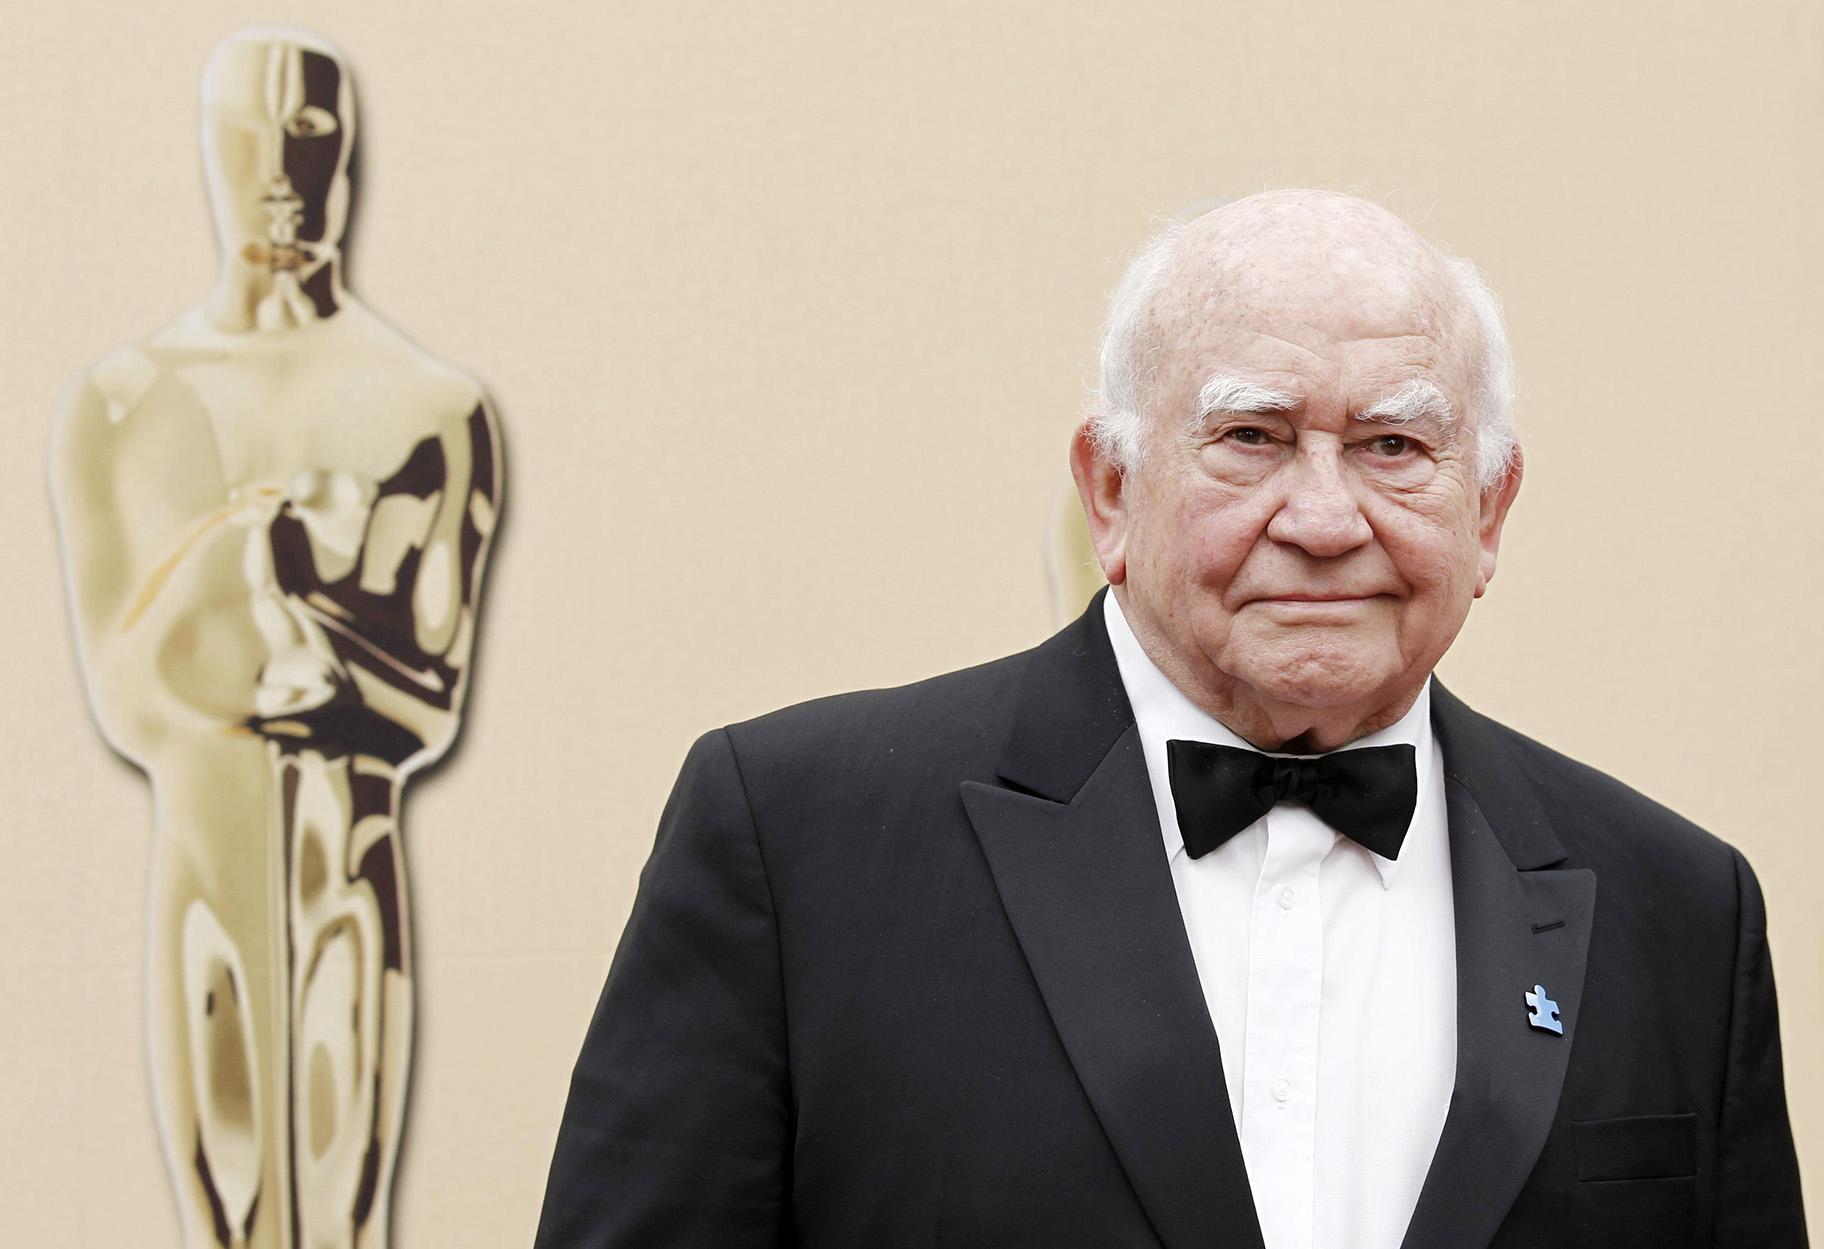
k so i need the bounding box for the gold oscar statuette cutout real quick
[48,27,504,1249]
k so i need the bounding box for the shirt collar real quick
[1101,589,1432,889]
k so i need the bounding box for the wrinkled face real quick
[1083,201,1519,733]
[202,37,353,262]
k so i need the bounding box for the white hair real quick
[1087,209,1519,491]
[1090,218,1188,471]
[1358,378,1453,427]
[1442,253,1519,490]
[1196,375,1298,423]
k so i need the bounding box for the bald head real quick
[1093,191,1515,491]
[1155,192,1464,356]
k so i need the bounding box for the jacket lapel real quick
[1400,684,1597,1249]
[960,598,1595,1249]
[961,592,1265,1249]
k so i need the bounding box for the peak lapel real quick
[1400,686,1597,1249]
[962,592,1264,1249]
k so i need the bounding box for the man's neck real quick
[1104,588,1427,753]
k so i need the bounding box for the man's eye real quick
[1367,435,1412,457]
[1224,427,1272,446]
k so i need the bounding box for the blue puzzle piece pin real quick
[1525,983,1564,1035]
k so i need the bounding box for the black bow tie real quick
[1165,740,1418,862]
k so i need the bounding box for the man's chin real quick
[1223,646,1401,712]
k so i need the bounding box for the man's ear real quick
[1473,444,1523,598]
[1070,422,1130,586]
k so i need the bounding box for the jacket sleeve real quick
[1712,846,1808,1247]
[534,728,792,1248]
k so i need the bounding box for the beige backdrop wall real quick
[5,0,1818,1241]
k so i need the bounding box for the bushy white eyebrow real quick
[1194,374,1299,424]
[1357,379,1455,430]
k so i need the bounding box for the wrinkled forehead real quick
[203,38,346,127]
[1150,196,1470,373]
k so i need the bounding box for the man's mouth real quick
[1252,593,1382,603]
[1246,594,1388,618]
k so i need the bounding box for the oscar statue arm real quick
[1711,846,1808,1246]
[534,729,793,1248]
[48,364,275,762]
[255,391,503,768]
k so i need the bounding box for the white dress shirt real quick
[1102,592,1457,1249]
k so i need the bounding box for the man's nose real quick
[1264,449,1372,557]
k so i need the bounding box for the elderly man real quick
[534,191,1807,1248]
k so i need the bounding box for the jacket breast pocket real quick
[1573,1112,1698,1182]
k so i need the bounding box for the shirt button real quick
[1271,1076,1294,1103]
[1276,885,1296,910]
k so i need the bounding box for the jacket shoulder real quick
[1463,703,1748,887]
[704,641,1043,816]
[720,645,1034,787]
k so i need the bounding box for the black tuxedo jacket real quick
[535,595,1806,1247]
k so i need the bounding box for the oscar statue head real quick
[201,28,355,327]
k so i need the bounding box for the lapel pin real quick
[1525,983,1564,1035]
